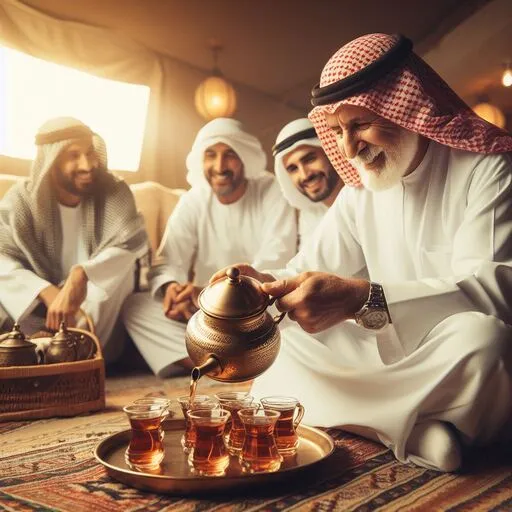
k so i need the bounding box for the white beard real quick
[349,130,421,192]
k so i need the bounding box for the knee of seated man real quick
[121,291,150,319]
[443,311,510,368]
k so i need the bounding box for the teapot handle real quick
[268,296,287,324]
[273,311,286,324]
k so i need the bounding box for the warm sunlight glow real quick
[0,46,150,171]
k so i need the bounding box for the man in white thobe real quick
[273,118,343,249]
[212,34,512,472]
[122,118,297,377]
[0,117,148,361]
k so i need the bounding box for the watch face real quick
[361,309,389,330]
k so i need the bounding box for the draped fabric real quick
[309,33,512,187]
[0,0,194,188]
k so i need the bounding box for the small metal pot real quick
[0,323,38,367]
[45,322,79,364]
[185,267,284,382]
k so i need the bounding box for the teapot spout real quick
[191,355,222,381]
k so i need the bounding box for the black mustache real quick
[300,173,324,186]
[211,170,233,177]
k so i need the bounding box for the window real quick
[0,46,150,171]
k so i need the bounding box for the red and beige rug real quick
[0,373,511,511]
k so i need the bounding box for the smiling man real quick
[0,117,148,359]
[122,118,296,377]
[273,118,343,249]
[212,34,512,472]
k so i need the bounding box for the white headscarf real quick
[273,118,327,214]
[185,118,267,187]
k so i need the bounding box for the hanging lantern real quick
[195,74,237,120]
[195,41,237,121]
[502,61,512,87]
[473,102,506,129]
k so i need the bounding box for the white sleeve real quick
[148,192,199,297]
[385,153,512,354]
[0,254,51,320]
[251,180,298,271]
[80,247,138,301]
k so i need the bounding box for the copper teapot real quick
[185,267,285,382]
[0,323,38,367]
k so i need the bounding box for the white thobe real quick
[123,174,297,377]
[297,205,327,250]
[0,204,138,361]
[251,142,512,463]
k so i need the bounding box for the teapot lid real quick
[0,323,36,349]
[52,321,76,343]
[199,267,270,319]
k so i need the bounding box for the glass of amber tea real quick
[177,395,219,453]
[261,396,305,456]
[133,397,171,441]
[214,391,254,455]
[238,408,282,473]
[123,402,169,471]
[186,408,231,477]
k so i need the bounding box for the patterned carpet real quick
[0,372,511,511]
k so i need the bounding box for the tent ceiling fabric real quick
[20,0,504,112]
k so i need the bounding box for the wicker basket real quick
[0,312,105,422]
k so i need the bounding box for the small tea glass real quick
[177,394,219,453]
[133,397,171,440]
[238,408,282,473]
[214,391,254,455]
[261,395,305,456]
[123,402,169,471]
[186,408,231,477]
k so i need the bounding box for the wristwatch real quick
[354,282,391,330]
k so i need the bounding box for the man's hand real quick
[174,283,201,308]
[163,282,184,315]
[45,266,88,330]
[166,300,198,323]
[163,282,201,321]
[209,263,276,284]
[261,272,370,333]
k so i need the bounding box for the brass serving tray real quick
[94,418,335,496]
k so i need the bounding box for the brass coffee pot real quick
[185,267,285,382]
[0,323,38,367]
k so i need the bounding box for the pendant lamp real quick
[194,41,237,121]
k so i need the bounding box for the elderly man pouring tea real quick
[212,33,512,473]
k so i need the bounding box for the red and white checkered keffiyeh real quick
[309,33,512,187]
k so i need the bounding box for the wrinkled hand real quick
[261,272,370,333]
[45,266,88,330]
[209,263,275,284]
[163,282,201,321]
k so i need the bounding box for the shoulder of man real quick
[447,146,512,180]
[167,185,210,221]
[247,172,276,192]
[2,178,31,207]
